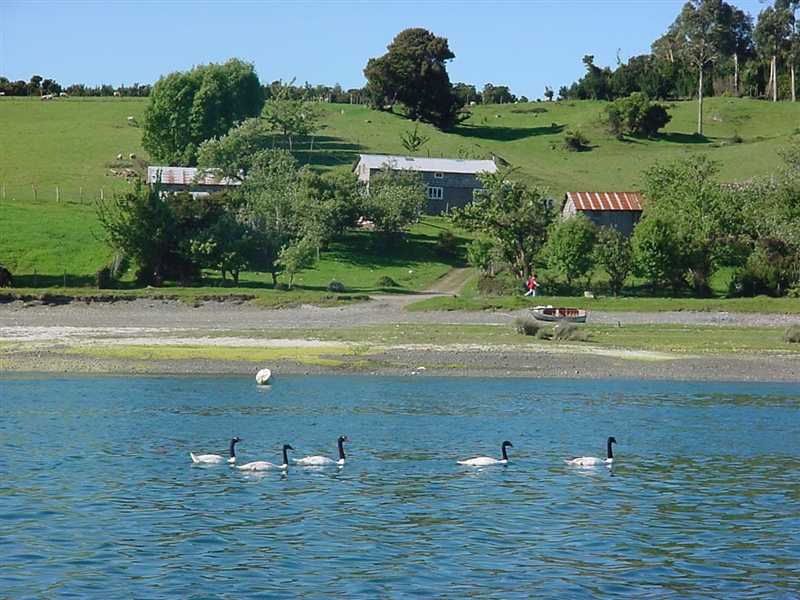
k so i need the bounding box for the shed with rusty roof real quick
[562,191,643,237]
[147,166,241,198]
[354,154,497,214]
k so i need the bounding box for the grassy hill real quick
[1,95,797,199]
[0,95,797,289]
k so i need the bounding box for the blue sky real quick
[1,0,765,100]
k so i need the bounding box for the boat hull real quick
[531,307,587,323]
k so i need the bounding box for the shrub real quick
[553,322,589,341]
[781,324,800,343]
[515,317,541,336]
[435,230,459,258]
[477,274,516,296]
[728,266,790,298]
[95,266,112,289]
[377,276,399,287]
[563,129,589,152]
[327,281,346,293]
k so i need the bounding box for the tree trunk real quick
[792,61,797,102]
[734,53,739,95]
[772,55,778,102]
[697,67,704,136]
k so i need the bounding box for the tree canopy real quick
[141,59,264,166]
[364,28,464,130]
[449,169,555,279]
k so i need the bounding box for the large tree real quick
[754,2,795,101]
[141,59,264,166]
[543,214,597,286]
[638,154,738,296]
[197,117,273,182]
[264,78,320,151]
[668,0,736,135]
[449,169,555,279]
[363,28,463,130]
[360,164,427,248]
[237,150,309,285]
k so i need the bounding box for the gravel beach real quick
[1,295,799,382]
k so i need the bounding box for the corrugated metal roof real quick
[567,191,643,211]
[357,154,497,175]
[146,167,240,186]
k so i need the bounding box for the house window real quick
[472,188,488,200]
[427,186,443,200]
[433,172,444,179]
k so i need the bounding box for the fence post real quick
[32,185,37,201]
[80,187,83,204]
[56,186,60,203]
[100,187,104,201]
[63,270,67,287]
[34,269,37,287]
[2,182,5,199]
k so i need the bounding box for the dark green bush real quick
[728,266,790,298]
[563,129,589,152]
[477,274,516,296]
[327,281,346,293]
[377,276,399,287]
[95,266,112,289]
[435,230,459,258]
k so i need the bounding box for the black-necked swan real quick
[237,444,293,471]
[458,440,513,466]
[190,437,242,464]
[294,435,350,466]
[566,436,617,467]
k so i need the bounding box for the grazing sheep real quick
[59,92,69,98]
[117,153,123,160]
[129,153,136,160]
[126,116,135,122]
[113,91,121,97]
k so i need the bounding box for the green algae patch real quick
[68,344,363,364]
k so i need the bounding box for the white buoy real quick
[255,368,274,385]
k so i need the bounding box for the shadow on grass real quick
[653,132,710,145]
[454,124,564,142]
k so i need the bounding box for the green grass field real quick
[1,95,798,304]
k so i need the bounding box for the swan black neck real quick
[229,437,241,458]
[501,441,512,461]
[282,444,293,465]
[337,437,347,461]
[607,437,616,459]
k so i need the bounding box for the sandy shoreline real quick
[1,297,799,382]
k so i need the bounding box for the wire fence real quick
[0,183,133,204]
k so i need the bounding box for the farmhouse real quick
[354,154,498,214]
[147,166,240,197]
[562,191,643,237]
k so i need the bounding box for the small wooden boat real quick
[531,306,587,323]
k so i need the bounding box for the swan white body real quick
[237,444,293,471]
[191,437,242,464]
[566,436,617,467]
[294,436,349,466]
[458,440,513,466]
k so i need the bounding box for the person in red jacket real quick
[524,274,538,297]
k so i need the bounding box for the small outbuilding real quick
[147,167,241,198]
[354,154,498,214]
[562,191,643,237]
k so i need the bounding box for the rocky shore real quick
[1,296,798,382]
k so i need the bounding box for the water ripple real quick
[1,375,798,599]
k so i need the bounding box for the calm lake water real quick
[1,375,798,599]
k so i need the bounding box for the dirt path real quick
[423,267,474,295]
